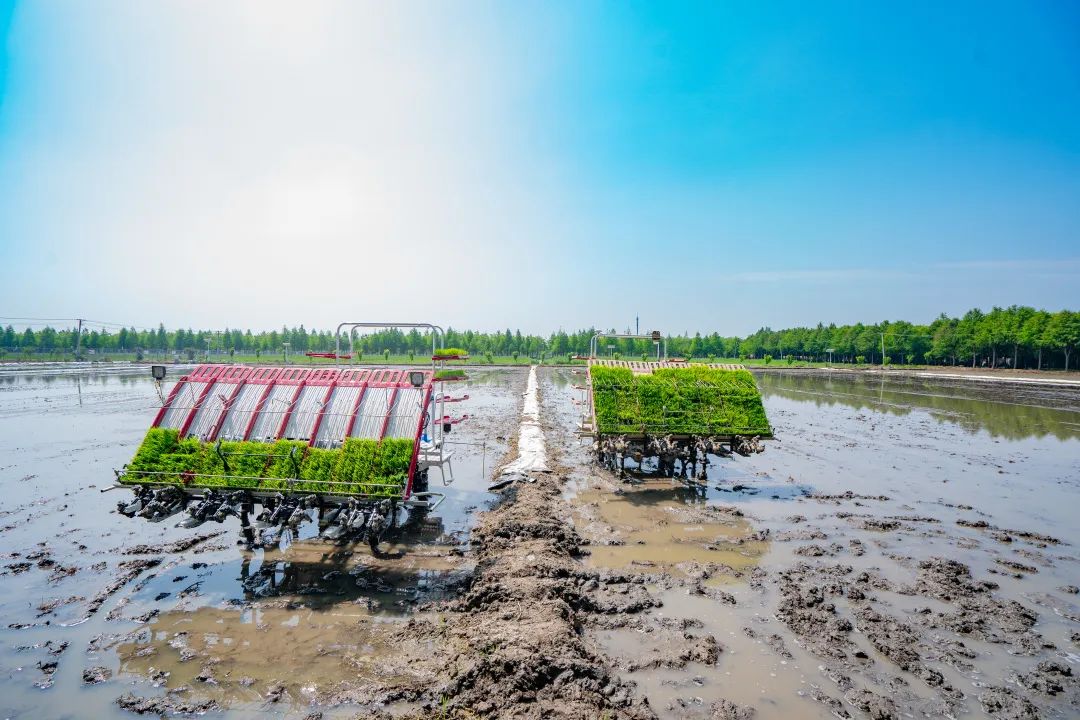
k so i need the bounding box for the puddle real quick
[573,486,767,576]
[596,588,814,719]
[115,603,423,708]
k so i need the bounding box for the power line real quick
[0,316,78,323]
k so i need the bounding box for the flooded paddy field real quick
[0,365,525,718]
[546,368,1080,720]
[1,364,1079,718]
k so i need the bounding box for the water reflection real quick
[757,371,1080,441]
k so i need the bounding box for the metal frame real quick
[589,332,668,360]
[128,321,468,506]
[241,367,285,440]
[334,321,446,445]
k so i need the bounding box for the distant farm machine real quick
[109,322,468,551]
[579,331,772,480]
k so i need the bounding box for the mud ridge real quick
[390,474,661,718]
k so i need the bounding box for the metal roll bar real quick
[589,332,667,360]
[334,322,445,368]
[333,321,448,463]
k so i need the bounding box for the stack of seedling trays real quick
[433,348,469,382]
[589,365,772,439]
[121,428,414,500]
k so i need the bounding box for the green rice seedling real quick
[261,440,309,490]
[122,429,415,497]
[300,446,341,488]
[338,437,376,487]
[589,366,771,437]
[220,441,275,481]
[372,438,414,492]
[126,427,181,478]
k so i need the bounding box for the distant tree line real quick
[732,307,1079,369]
[1,305,1078,370]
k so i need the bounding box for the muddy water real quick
[542,367,1080,719]
[3,364,1079,718]
[0,365,525,718]
[574,486,767,574]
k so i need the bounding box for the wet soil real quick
[550,368,1080,720]
[0,366,522,718]
[1,365,1079,718]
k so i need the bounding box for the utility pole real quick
[636,315,639,335]
[74,318,84,358]
[881,333,886,367]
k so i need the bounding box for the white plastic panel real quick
[185,381,239,440]
[282,385,326,440]
[217,384,266,440]
[351,387,393,439]
[247,385,297,441]
[386,387,423,439]
[314,385,361,448]
[159,381,207,429]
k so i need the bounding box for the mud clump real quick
[908,558,1043,653]
[853,607,920,670]
[844,688,897,719]
[775,563,855,660]
[859,518,900,532]
[122,531,227,555]
[711,698,756,719]
[809,491,890,502]
[910,558,993,600]
[87,558,162,616]
[82,665,112,684]
[994,558,1037,574]
[956,520,1063,547]
[116,693,219,716]
[977,686,1039,718]
[1017,660,1077,698]
[852,607,962,702]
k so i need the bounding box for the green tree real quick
[1045,311,1080,371]
[1020,311,1051,370]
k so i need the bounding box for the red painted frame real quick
[404,382,434,499]
[272,367,315,440]
[240,366,285,441]
[206,366,255,440]
[147,364,438,500]
[303,368,342,446]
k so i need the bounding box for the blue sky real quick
[1,1,1078,336]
